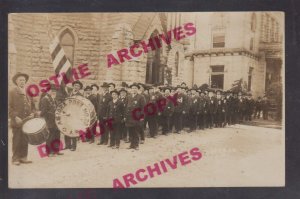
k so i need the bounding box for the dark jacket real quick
[40,94,57,130]
[9,87,36,128]
[174,93,188,113]
[97,92,112,120]
[125,93,146,127]
[108,99,124,123]
[189,95,200,115]
[162,95,175,116]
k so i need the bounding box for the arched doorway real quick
[145,30,163,84]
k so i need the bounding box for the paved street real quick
[9,124,284,188]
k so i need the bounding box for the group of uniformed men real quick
[9,72,270,165]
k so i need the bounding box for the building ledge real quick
[185,48,259,60]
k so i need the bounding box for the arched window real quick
[59,29,75,65]
[251,13,256,32]
[175,52,179,77]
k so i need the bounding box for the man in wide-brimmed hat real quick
[40,84,64,157]
[9,72,35,165]
[107,89,124,149]
[124,83,146,150]
[97,82,112,145]
[119,88,129,142]
[64,80,84,151]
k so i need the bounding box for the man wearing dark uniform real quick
[9,72,36,165]
[40,85,64,157]
[173,86,187,134]
[146,85,159,138]
[208,90,217,128]
[119,88,128,142]
[97,82,112,145]
[107,89,124,149]
[124,83,146,150]
[197,91,206,130]
[137,83,148,143]
[65,80,83,151]
[188,87,199,132]
[161,87,174,135]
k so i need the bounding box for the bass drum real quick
[55,96,97,137]
[22,118,49,145]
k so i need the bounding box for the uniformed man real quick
[138,83,148,143]
[124,83,146,150]
[107,89,124,149]
[255,96,263,119]
[188,87,199,132]
[173,85,187,134]
[215,90,223,127]
[65,80,83,151]
[197,90,205,130]
[9,72,36,165]
[245,93,255,121]
[97,82,112,145]
[147,85,159,138]
[119,88,128,142]
[207,90,217,128]
[161,87,175,135]
[40,84,64,157]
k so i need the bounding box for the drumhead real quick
[22,118,46,134]
[55,96,96,137]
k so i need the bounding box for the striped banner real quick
[49,36,73,100]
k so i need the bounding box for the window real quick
[251,13,256,32]
[175,52,179,77]
[213,34,225,48]
[250,38,254,50]
[60,29,75,65]
[210,65,224,89]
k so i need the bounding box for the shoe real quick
[89,141,94,144]
[134,147,139,150]
[70,148,76,151]
[127,146,134,149]
[12,161,20,166]
[20,160,32,164]
[108,145,114,148]
[56,152,64,155]
[116,146,120,149]
[140,140,144,144]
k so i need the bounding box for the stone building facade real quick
[8,12,283,99]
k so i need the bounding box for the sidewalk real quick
[242,118,282,129]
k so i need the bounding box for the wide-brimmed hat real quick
[91,84,99,91]
[119,88,127,93]
[129,83,140,89]
[84,86,92,91]
[100,82,109,88]
[121,82,129,88]
[12,72,29,85]
[108,83,116,88]
[72,80,83,89]
[110,89,119,95]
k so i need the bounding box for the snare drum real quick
[22,118,49,145]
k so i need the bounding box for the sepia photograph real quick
[7,12,284,188]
